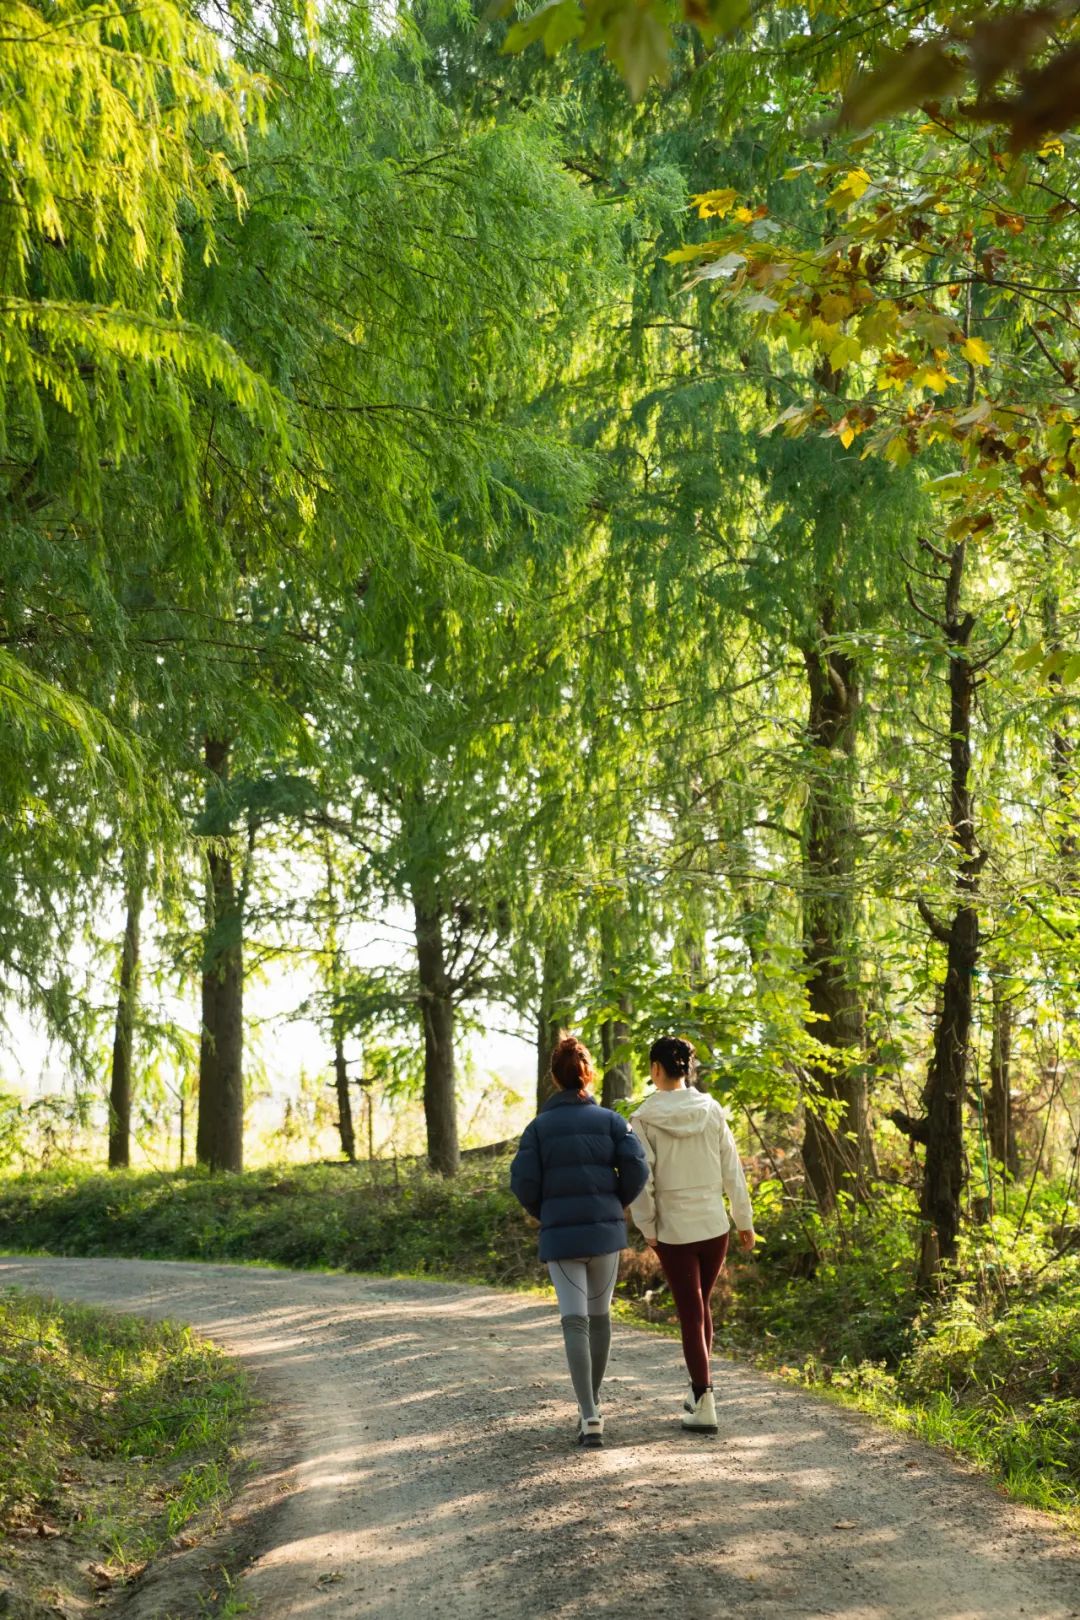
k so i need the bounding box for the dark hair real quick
[550,1035,596,1093]
[649,1036,695,1081]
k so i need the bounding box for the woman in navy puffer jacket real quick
[510,1034,648,1448]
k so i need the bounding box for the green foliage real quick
[0,1161,544,1284]
[718,1184,1080,1523]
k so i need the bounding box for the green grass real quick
[0,1159,543,1283]
[1,1160,1078,1531]
[0,1287,250,1615]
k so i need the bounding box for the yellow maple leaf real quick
[733,206,754,223]
[961,336,992,367]
[919,369,958,393]
[691,188,738,220]
[827,168,873,211]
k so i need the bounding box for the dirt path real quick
[2,1257,1078,1620]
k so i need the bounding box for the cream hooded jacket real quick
[629,1088,754,1245]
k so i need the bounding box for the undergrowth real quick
[1,1160,1077,1528]
[0,1287,249,1616]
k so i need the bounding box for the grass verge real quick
[1,1160,1077,1532]
[0,1287,249,1617]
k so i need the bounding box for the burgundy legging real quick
[655,1232,730,1389]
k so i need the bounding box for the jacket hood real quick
[634,1087,717,1137]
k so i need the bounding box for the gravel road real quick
[2,1255,1078,1620]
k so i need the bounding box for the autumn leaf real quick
[961,336,992,367]
[691,187,738,220]
[827,168,873,211]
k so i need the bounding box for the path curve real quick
[3,1256,1078,1620]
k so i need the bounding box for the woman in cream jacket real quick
[630,1036,755,1434]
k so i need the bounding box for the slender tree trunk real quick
[601,998,632,1109]
[322,836,356,1161]
[536,937,569,1112]
[800,608,871,1212]
[1043,568,1078,889]
[414,895,459,1175]
[108,852,145,1169]
[987,969,1019,1185]
[197,736,244,1174]
[913,540,985,1289]
[334,1035,356,1162]
[598,909,633,1109]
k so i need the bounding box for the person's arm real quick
[717,1109,755,1247]
[509,1120,543,1219]
[626,1119,658,1246]
[613,1113,649,1209]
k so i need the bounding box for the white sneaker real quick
[681,1389,717,1434]
[578,1415,604,1449]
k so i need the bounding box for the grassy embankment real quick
[1,1158,1077,1528]
[0,1287,249,1617]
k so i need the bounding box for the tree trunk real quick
[601,999,633,1109]
[323,836,355,1161]
[598,909,633,1109]
[414,896,459,1175]
[914,540,984,1289]
[197,736,245,1174]
[1043,569,1078,889]
[108,852,145,1169]
[334,1035,356,1161]
[800,609,871,1212]
[536,937,569,1112]
[987,969,1019,1185]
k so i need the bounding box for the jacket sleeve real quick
[626,1118,657,1242]
[717,1109,754,1232]
[612,1112,649,1211]
[509,1120,543,1218]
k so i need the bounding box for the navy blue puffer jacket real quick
[510,1090,650,1262]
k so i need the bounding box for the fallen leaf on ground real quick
[833,1520,858,1529]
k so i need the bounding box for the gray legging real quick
[546,1253,619,1421]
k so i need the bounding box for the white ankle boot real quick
[681,1389,717,1433]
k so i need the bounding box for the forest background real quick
[2,0,1080,1530]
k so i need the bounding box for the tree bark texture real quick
[536,937,570,1112]
[414,896,460,1175]
[800,613,871,1212]
[1043,573,1078,889]
[916,541,983,1288]
[108,853,145,1169]
[601,999,632,1110]
[197,736,245,1174]
[334,1035,356,1162]
[323,838,356,1162]
[987,970,1019,1184]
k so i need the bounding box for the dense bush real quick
[0,1160,544,1285]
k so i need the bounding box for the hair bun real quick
[550,1035,595,1092]
[649,1035,695,1080]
